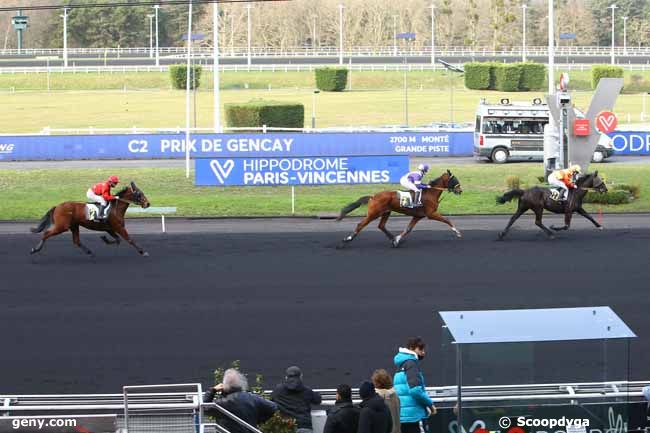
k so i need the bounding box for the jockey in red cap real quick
[86,176,119,221]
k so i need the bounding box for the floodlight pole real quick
[547,0,554,95]
[153,5,160,66]
[393,15,397,57]
[62,8,68,68]
[246,4,252,67]
[622,16,627,56]
[609,4,617,65]
[521,4,527,62]
[213,0,220,132]
[338,4,344,65]
[148,14,154,58]
[430,4,435,66]
[185,0,193,179]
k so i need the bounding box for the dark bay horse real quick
[337,170,463,248]
[496,171,607,240]
[30,182,151,257]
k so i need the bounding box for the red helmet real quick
[108,175,119,185]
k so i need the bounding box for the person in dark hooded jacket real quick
[271,366,322,432]
[204,368,278,433]
[323,384,359,433]
[357,381,392,433]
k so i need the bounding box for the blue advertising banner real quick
[0,132,474,161]
[609,131,650,155]
[195,156,409,186]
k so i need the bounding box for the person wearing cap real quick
[357,381,393,433]
[400,164,430,208]
[271,366,322,433]
[548,164,582,202]
[204,368,278,433]
[393,337,436,433]
[86,175,120,221]
[323,384,359,433]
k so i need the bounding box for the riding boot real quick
[96,204,105,221]
[415,191,422,207]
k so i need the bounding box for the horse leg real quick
[392,216,423,248]
[577,207,603,230]
[426,211,462,238]
[100,231,121,245]
[337,213,378,248]
[30,225,67,255]
[498,203,528,240]
[533,208,555,239]
[114,226,149,256]
[71,225,94,256]
[377,212,395,242]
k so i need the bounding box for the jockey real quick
[86,175,119,220]
[400,164,430,207]
[547,165,581,201]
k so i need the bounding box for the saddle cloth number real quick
[86,204,100,220]
[397,191,413,208]
[550,189,561,201]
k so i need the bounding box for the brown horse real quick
[336,170,463,248]
[30,182,151,257]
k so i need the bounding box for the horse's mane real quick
[116,186,129,196]
[429,175,444,186]
[576,172,595,186]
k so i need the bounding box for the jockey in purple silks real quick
[400,164,430,207]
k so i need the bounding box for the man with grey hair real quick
[204,368,278,433]
[271,366,322,433]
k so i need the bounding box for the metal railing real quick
[2,46,650,58]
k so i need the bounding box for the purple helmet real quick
[417,163,430,173]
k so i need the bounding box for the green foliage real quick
[591,65,624,89]
[583,190,632,205]
[614,183,641,199]
[518,63,547,91]
[315,68,348,92]
[225,101,304,128]
[260,412,298,433]
[505,175,521,190]
[169,65,203,90]
[493,63,523,92]
[464,63,492,90]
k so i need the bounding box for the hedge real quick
[464,62,492,90]
[519,63,546,91]
[591,65,624,89]
[493,64,523,92]
[315,68,348,92]
[463,62,545,91]
[583,190,632,205]
[225,101,304,129]
[169,64,203,90]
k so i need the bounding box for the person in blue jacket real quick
[393,337,436,433]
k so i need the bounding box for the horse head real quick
[577,171,607,193]
[429,170,462,195]
[117,182,151,208]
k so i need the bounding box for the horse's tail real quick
[337,196,371,221]
[30,207,55,233]
[496,189,525,204]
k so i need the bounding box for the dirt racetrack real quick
[1,215,648,393]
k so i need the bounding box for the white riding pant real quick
[547,175,569,195]
[86,190,107,206]
[400,176,419,192]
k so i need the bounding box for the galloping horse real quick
[30,182,151,257]
[496,171,607,240]
[337,170,463,248]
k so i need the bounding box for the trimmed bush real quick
[169,64,203,90]
[225,100,304,129]
[493,63,523,92]
[519,63,546,91]
[614,183,641,199]
[464,62,492,90]
[591,65,623,89]
[584,190,631,205]
[505,175,521,190]
[315,67,348,92]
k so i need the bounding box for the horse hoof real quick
[597,226,604,231]
[455,231,463,239]
[29,248,36,255]
[142,251,150,257]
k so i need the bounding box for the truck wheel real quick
[491,148,509,164]
[592,151,604,163]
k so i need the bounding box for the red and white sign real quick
[573,119,590,136]
[595,111,618,134]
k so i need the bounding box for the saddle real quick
[397,191,421,208]
[85,202,110,221]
